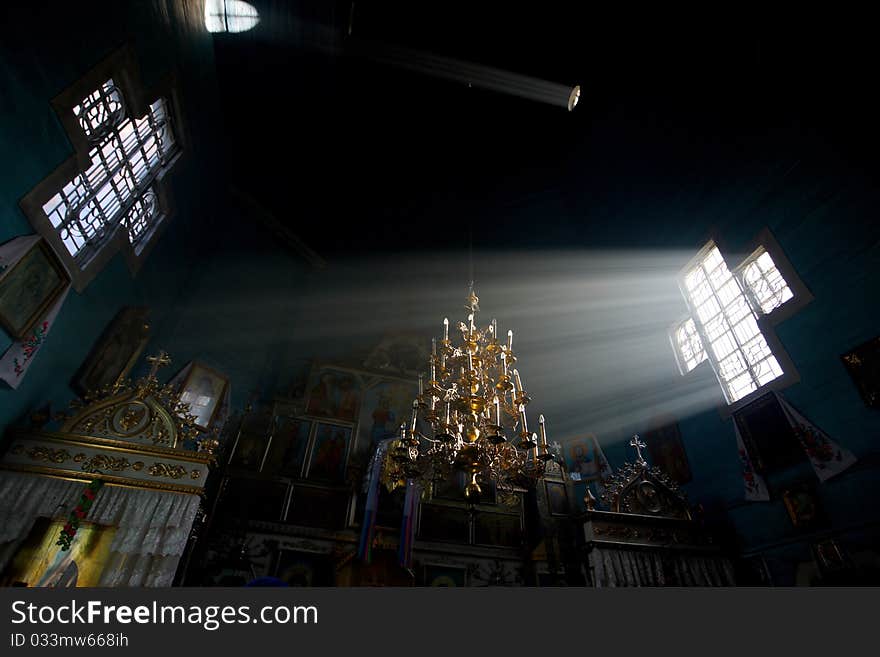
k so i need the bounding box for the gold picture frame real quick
[73,306,151,394]
[179,362,229,431]
[0,238,69,339]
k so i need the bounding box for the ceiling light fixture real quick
[568,85,581,112]
[384,288,551,499]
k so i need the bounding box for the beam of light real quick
[205,0,260,34]
[209,7,579,111]
[164,249,726,448]
[347,39,581,111]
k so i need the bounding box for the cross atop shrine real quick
[145,351,172,380]
[630,434,647,465]
[465,281,480,313]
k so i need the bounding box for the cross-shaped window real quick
[20,46,183,291]
[41,79,177,263]
[671,234,809,406]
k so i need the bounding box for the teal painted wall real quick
[0,1,225,429]
[672,159,880,583]
[572,150,880,583]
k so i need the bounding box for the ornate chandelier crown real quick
[388,288,551,498]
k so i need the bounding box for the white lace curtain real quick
[0,471,199,586]
[590,547,735,587]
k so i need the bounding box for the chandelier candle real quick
[384,289,550,498]
[537,414,552,461]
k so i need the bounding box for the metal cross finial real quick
[145,351,171,380]
[465,281,480,313]
[630,434,647,464]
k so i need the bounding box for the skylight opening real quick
[205,0,260,34]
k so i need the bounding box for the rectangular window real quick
[40,81,177,263]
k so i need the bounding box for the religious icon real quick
[565,435,607,481]
[230,405,273,470]
[418,505,470,544]
[306,422,352,482]
[262,414,312,477]
[782,484,825,529]
[432,471,467,501]
[545,481,569,516]
[73,306,150,394]
[356,377,418,453]
[230,431,268,470]
[305,366,362,421]
[363,332,430,375]
[811,539,852,576]
[473,512,522,548]
[424,564,466,587]
[0,238,69,340]
[642,422,692,483]
[1,518,116,588]
[841,336,880,408]
[179,362,229,430]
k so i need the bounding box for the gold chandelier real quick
[388,288,552,499]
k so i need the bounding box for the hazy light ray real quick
[206,9,578,109]
[163,248,728,447]
[348,39,578,109]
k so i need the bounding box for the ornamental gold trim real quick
[7,430,214,465]
[24,446,71,464]
[148,462,188,479]
[6,443,205,487]
[0,463,204,496]
[81,453,136,474]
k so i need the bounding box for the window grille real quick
[40,81,177,263]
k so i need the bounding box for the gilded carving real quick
[111,402,151,435]
[81,454,133,474]
[3,353,214,496]
[62,351,200,449]
[26,446,72,464]
[148,462,187,479]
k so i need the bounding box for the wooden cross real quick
[630,434,647,464]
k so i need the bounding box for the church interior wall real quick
[0,0,225,430]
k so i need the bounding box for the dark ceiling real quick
[212,2,878,257]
